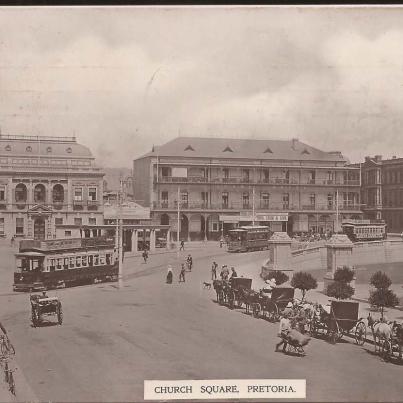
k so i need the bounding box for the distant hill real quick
[103,167,132,192]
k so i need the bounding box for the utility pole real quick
[252,186,256,226]
[177,186,181,257]
[335,189,339,233]
[118,178,124,289]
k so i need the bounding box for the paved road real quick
[1,245,402,402]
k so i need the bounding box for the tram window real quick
[99,255,106,265]
[94,255,99,265]
[50,259,55,272]
[76,256,81,267]
[63,258,69,270]
[69,257,75,269]
[82,256,87,267]
[106,253,111,265]
[56,258,63,271]
[88,255,93,267]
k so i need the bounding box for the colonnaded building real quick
[133,137,363,241]
[0,134,104,240]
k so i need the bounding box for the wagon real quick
[309,299,366,344]
[253,287,295,321]
[30,294,63,327]
[226,277,253,309]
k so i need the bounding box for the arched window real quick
[52,184,64,203]
[15,183,27,203]
[34,184,46,203]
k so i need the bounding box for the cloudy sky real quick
[1,6,403,167]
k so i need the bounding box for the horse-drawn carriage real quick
[252,287,295,321]
[309,299,366,344]
[213,277,253,308]
[30,294,63,327]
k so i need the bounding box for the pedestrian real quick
[230,267,238,279]
[179,263,186,283]
[221,265,229,281]
[10,236,14,247]
[166,265,173,284]
[180,240,185,251]
[186,254,193,271]
[142,249,148,263]
[275,312,291,353]
[211,261,218,280]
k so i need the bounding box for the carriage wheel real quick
[381,339,393,361]
[252,303,261,318]
[354,322,366,346]
[57,305,63,325]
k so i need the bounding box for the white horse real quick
[367,314,394,353]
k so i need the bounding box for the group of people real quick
[211,262,237,281]
[166,254,193,284]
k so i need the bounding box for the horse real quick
[367,314,394,353]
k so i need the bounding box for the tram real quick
[227,226,271,252]
[13,237,119,292]
[341,219,387,242]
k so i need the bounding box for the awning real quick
[16,252,45,257]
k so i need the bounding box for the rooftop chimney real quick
[291,138,298,150]
[374,155,382,162]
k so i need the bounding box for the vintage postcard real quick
[0,5,402,403]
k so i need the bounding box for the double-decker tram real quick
[341,219,387,242]
[13,237,119,292]
[227,226,271,252]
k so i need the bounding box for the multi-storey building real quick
[360,154,403,232]
[133,137,362,240]
[0,134,104,240]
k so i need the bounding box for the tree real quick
[370,271,392,290]
[326,282,355,300]
[325,266,355,300]
[368,271,398,318]
[368,289,399,318]
[333,266,355,283]
[290,271,318,301]
[263,270,289,286]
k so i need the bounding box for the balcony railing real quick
[156,176,360,186]
[152,201,362,212]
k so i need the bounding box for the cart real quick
[30,294,63,327]
[309,300,366,344]
[254,287,295,321]
[226,277,253,309]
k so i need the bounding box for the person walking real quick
[211,261,218,280]
[275,312,291,353]
[186,254,193,271]
[142,249,148,263]
[180,240,185,251]
[179,263,186,283]
[230,267,238,279]
[166,265,173,284]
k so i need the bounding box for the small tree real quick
[368,271,399,318]
[326,282,355,300]
[263,270,289,286]
[325,266,355,300]
[333,266,355,283]
[370,271,392,290]
[291,271,318,301]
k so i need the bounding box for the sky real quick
[1,6,403,167]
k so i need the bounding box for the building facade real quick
[0,134,104,240]
[360,155,403,232]
[133,137,362,241]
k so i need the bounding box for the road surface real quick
[1,245,402,402]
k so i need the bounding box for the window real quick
[201,191,208,207]
[69,257,75,268]
[261,193,270,208]
[212,223,219,231]
[161,191,168,207]
[282,193,289,209]
[94,255,99,265]
[99,255,106,265]
[66,147,72,153]
[49,259,55,272]
[56,258,63,271]
[74,217,82,226]
[310,193,316,207]
[55,218,63,225]
[52,184,64,202]
[106,253,111,265]
[15,183,27,202]
[82,256,87,266]
[180,192,188,208]
[74,187,83,201]
[88,187,97,201]
[223,168,230,180]
[63,258,69,270]
[222,192,229,208]
[26,146,32,152]
[0,218,4,235]
[309,170,316,184]
[263,169,270,182]
[65,230,72,237]
[34,184,46,203]
[242,192,250,209]
[327,193,333,209]
[0,186,5,201]
[75,256,81,267]
[89,217,96,225]
[5,145,11,151]
[16,218,24,235]
[242,169,250,182]
[46,146,52,153]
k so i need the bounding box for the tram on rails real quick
[341,219,387,242]
[227,226,271,252]
[13,236,118,292]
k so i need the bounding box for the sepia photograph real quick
[0,4,402,402]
